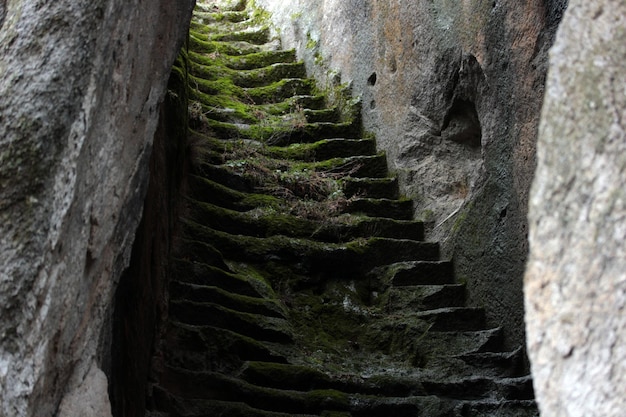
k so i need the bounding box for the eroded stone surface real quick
[0,0,193,415]
[525,1,626,416]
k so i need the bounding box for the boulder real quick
[0,0,193,415]
[525,1,626,415]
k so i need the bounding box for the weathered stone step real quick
[174,238,231,272]
[171,257,272,299]
[317,154,388,178]
[414,307,486,332]
[383,284,466,311]
[267,138,377,161]
[364,322,504,360]
[370,260,455,286]
[170,300,294,344]
[189,34,280,56]
[151,387,320,417]
[343,197,413,220]
[189,60,307,88]
[155,366,351,415]
[291,94,326,110]
[169,280,286,318]
[181,220,441,274]
[186,198,424,242]
[342,177,400,199]
[207,25,271,45]
[303,107,340,123]
[429,347,526,379]
[239,361,333,392]
[161,322,288,373]
[423,375,535,401]
[191,10,250,25]
[190,75,313,104]
[454,399,539,417]
[188,175,279,211]
[189,49,298,71]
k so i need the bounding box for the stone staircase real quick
[146,1,539,416]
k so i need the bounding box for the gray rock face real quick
[525,1,626,416]
[0,0,193,415]
[257,0,564,348]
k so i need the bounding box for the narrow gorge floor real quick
[146,1,538,416]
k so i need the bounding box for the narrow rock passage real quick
[146,1,538,416]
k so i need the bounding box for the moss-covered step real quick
[189,49,297,71]
[381,284,466,311]
[170,257,275,299]
[422,375,535,401]
[160,322,288,373]
[454,399,539,417]
[186,175,279,210]
[150,386,321,417]
[191,10,250,25]
[343,197,414,220]
[189,60,307,88]
[169,280,286,318]
[185,198,425,242]
[266,138,377,161]
[156,365,351,415]
[370,260,455,286]
[169,300,294,343]
[189,35,278,56]
[198,25,271,45]
[180,220,441,274]
[426,347,526,379]
[341,177,400,200]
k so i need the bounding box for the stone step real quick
[342,177,400,199]
[291,94,326,110]
[318,154,389,179]
[423,375,535,402]
[153,366,462,417]
[370,260,455,286]
[161,322,288,372]
[170,257,271,299]
[208,26,271,45]
[190,75,313,103]
[267,138,377,161]
[186,198,424,242]
[416,348,527,380]
[454,399,539,417]
[155,366,351,415]
[414,307,486,332]
[181,220,441,273]
[191,10,250,24]
[150,385,322,417]
[169,280,286,318]
[169,300,294,344]
[383,284,466,311]
[363,323,504,359]
[189,34,280,56]
[343,197,413,220]
[303,107,340,123]
[190,61,307,88]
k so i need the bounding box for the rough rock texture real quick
[257,0,566,349]
[0,0,193,415]
[525,1,626,416]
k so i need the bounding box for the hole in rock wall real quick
[367,72,377,86]
[441,99,482,148]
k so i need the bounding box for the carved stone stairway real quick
[146,1,538,416]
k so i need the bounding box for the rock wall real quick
[525,1,626,416]
[257,0,566,348]
[0,0,193,415]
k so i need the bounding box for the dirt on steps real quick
[146,1,539,416]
